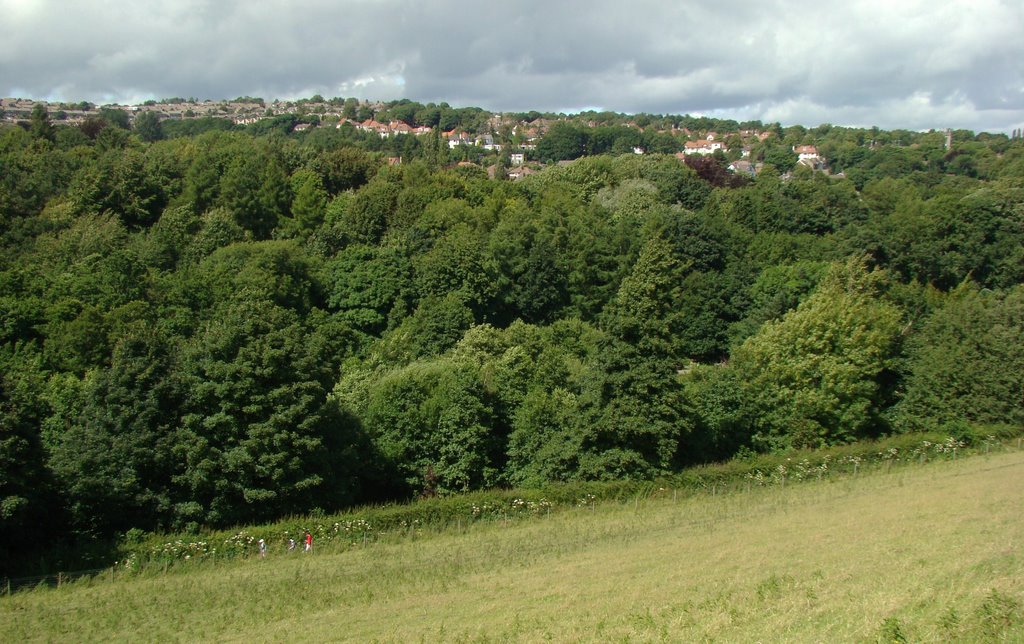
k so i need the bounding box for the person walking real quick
[304,531,313,553]
[258,539,267,558]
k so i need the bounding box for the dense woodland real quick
[2,101,1023,574]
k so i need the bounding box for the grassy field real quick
[3,450,1022,642]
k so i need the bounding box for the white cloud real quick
[0,0,1021,132]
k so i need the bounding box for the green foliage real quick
[47,326,180,536]
[893,284,1024,431]
[310,146,379,196]
[0,127,72,219]
[99,107,131,130]
[180,207,247,264]
[729,261,829,345]
[877,616,909,643]
[488,206,569,324]
[1,107,1023,578]
[357,357,499,494]
[537,122,589,162]
[0,345,59,566]
[278,169,328,238]
[603,235,687,358]
[218,147,290,239]
[761,144,798,171]
[133,111,164,143]
[173,299,354,526]
[29,104,56,142]
[325,244,411,335]
[733,258,904,449]
[68,148,167,228]
[413,223,498,314]
[596,179,660,222]
[192,240,322,313]
[374,293,475,363]
[679,363,751,463]
[143,205,202,270]
[339,175,400,244]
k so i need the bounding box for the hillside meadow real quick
[3,449,1022,642]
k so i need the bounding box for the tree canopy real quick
[1,104,1021,577]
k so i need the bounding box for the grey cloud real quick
[1,0,1021,132]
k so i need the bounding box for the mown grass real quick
[3,448,1023,642]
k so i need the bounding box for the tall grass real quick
[3,447,1022,641]
[96,429,1016,575]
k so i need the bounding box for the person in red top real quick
[304,531,313,553]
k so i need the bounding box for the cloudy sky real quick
[2,0,1022,133]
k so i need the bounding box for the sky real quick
[2,0,1022,133]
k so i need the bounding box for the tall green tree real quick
[0,345,59,568]
[537,122,589,162]
[278,169,328,239]
[133,110,164,143]
[29,104,55,143]
[893,283,1024,431]
[359,357,498,494]
[173,300,351,526]
[46,326,180,536]
[733,258,903,449]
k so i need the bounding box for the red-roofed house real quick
[447,130,472,148]
[793,145,819,160]
[389,121,413,135]
[683,139,726,155]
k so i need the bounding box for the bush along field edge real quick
[92,423,1023,579]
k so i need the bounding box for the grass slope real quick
[4,451,1023,642]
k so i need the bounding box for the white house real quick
[683,139,726,155]
[793,145,819,161]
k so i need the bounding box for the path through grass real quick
[3,451,1023,642]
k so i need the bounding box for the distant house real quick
[728,159,761,177]
[389,121,413,135]
[794,145,827,170]
[793,144,819,160]
[354,119,392,137]
[682,138,726,155]
[508,166,537,180]
[387,156,402,166]
[510,152,525,166]
[446,130,472,148]
[476,133,501,151]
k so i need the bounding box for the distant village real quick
[2,95,880,180]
